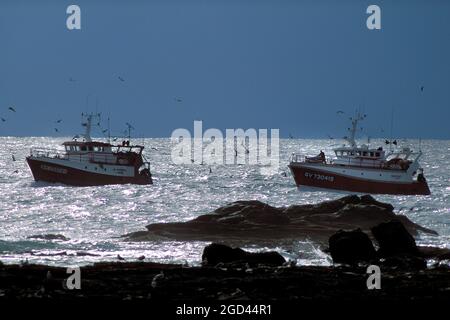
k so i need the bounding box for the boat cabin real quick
[63,141,113,153]
[332,145,386,168]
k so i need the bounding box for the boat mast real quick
[81,113,101,142]
[345,112,365,148]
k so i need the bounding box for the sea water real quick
[0,137,449,266]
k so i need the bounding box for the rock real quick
[360,194,394,211]
[380,254,427,270]
[419,246,450,260]
[27,234,70,241]
[371,220,419,257]
[328,229,377,265]
[123,195,437,243]
[202,243,286,267]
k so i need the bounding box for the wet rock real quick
[419,246,450,260]
[371,220,419,257]
[27,234,70,241]
[123,195,437,243]
[360,194,394,211]
[328,229,376,265]
[380,254,427,270]
[202,243,286,267]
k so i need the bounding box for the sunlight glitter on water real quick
[0,137,449,266]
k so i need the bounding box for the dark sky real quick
[1,0,449,138]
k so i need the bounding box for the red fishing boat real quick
[288,113,430,195]
[26,113,153,186]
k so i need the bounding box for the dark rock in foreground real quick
[124,195,437,243]
[372,220,419,257]
[328,220,427,269]
[1,262,450,302]
[202,243,286,266]
[328,229,377,265]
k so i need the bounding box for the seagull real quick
[336,110,344,114]
[54,128,59,132]
[69,77,76,82]
[118,76,125,82]
[175,98,182,103]
[1,118,5,122]
[8,106,16,112]
[117,254,125,261]
[102,129,108,134]
[420,86,424,92]
[55,119,62,123]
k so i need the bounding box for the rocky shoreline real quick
[1,195,449,303]
[1,261,450,302]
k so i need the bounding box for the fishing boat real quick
[288,113,430,195]
[26,113,153,186]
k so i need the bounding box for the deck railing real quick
[30,148,118,164]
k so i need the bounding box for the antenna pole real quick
[390,107,394,152]
[108,116,111,144]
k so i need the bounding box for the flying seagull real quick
[8,106,16,112]
[420,86,424,92]
[336,110,344,114]
[69,77,76,82]
[175,98,182,103]
[54,128,59,132]
[118,76,125,82]
[55,119,62,123]
[1,118,5,122]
